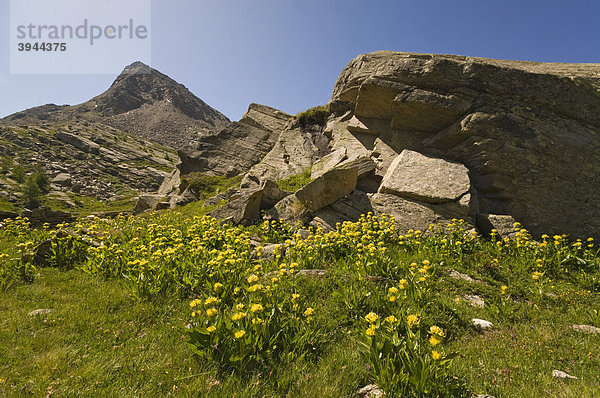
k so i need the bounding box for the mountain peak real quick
[120,61,152,75]
[0,61,230,149]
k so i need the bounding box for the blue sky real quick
[1,0,599,121]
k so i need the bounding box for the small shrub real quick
[297,106,330,128]
[22,174,43,208]
[12,164,26,183]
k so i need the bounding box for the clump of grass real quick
[276,167,312,192]
[180,173,242,199]
[296,106,330,128]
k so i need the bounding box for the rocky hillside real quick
[1,62,230,149]
[0,121,177,214]
[165,51,600,241]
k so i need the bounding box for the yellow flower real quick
[429,325,445,337]
[232,312,246,321]
[189,299,202,308]
[252,318,263,324]
[234,330,246,339]
[248,284,263,292]
[389,296,397,302]
[292,293,300,300]
[365,312,378,323]
[204,297,219,306]
[236,303,245,311]
[207,325,216,333]
[501,285,508,295]
[247,274,259,283]
[532,271,543,280]
[399,279,408,290]
[213,282,223,292]
[388,287,398,294]
[431,350,442,360]
[385,315,397,324]
[251,304,264,313]
[206,308,218,317]
[366,324,376,336]
[304,307,315,317]
[407,314,419,328]
[429,335,443,346]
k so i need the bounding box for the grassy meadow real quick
[1,206,599,397]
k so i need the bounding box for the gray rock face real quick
[369,193,451,232]
[242,123,332,189]
[134,194,164,214]
[379,150,470,204]
[267,194,310,224]
[310,148,347,179]
[54,131,100,154]
[476,213,518,239]
[210,189,263,226]
[296,164,358,212]
[330,51,600,239]
[178,104,290,177]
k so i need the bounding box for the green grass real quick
[179,173,242,199]
[1,215,599,397]
[276,167,312,192]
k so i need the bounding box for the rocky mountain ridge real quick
[1,62,230,149]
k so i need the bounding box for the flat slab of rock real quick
[458,294,485,308]
[356,384,384,398]
[28,309,52,316]
[347,115,379,135]
[379,150,470,204]
[472,318,493,331]
[296,164,358,212]
[552,369,578,380]
[570,324,600,334]
[310,148,347,179]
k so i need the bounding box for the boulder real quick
[379,150,471,204]
[369,193,452,232]
[296,164,358,212]
[133,194,164,214]
[54,131,100,154]
[472,318,493,331]
[209,189,263,225]
[21,206,75,226]
[203,187,239,208]
[310,190,373,231]
[476,213,518,239]
[267,194,310,224]
[51,173,72,187]
[259,180,290,209]
[330,51,600,239]
[347,115,379,135]
[310,148,347,179]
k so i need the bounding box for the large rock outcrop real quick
[178,104,291,177]
[326,51,600,239]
